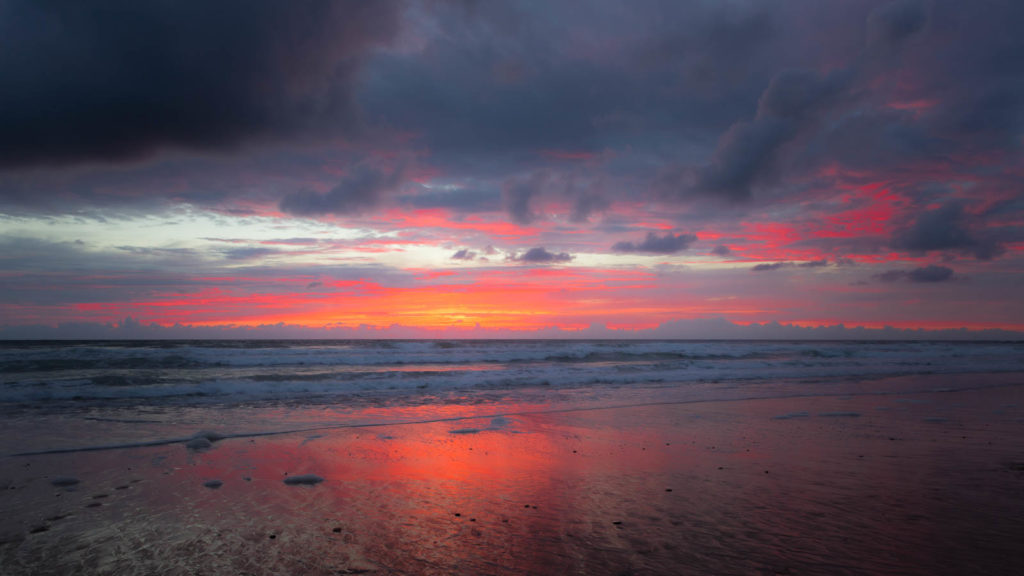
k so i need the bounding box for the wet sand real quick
[2,376,1024,575]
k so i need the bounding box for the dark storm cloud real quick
[916,3,1024,151]
[0,0,399,168]
[874,265,954,283]
[756,69,846,120]
[693,118,795,202]
[2,0,1022,238]
[865,0,930,54]
[891,202,1004,260]
[502,173,546,225]
[359,0,782,167]
[803,110,938,171]
[690,66,853,200]
[612,232,697,254]
[799,1,1023,180]
[512,247,573,264]
[688,0,932,202]
[279,165,403,216]
[402,187,502,213]
[570,193,611,224]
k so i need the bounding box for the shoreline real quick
[5,370,1022,458]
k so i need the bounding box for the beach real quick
[3,362,1023,575]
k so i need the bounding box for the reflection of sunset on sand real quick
[3,377,1024,575]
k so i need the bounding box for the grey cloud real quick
[798,259,829,268]
[751,262,790,272]
[640,3,774,90]
[757,69,845,119]
[874,270,905,283]
[612,231,698,254]
[280,165,402,216]
[0,1,400,168]
[2,0,1020,251]
[909,264,954,282]
[403,187,502,213]
[805,110,939,171]
[874,264,955,283]
[749,259,833,271]
[689,0,934,203]
[915,4,1024,153]
[502,173,547,225]
[693,68,848,201]
[891,202,1004,260]
[513,247,573,264]
[451,249,477,260]
[694,118,795,201]
[866,0,930,53]
[358,0,786,170]
[711,245,732,256]
[570,193,611,223]
[797,0,1016,174]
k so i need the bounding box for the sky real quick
[1,0,1023,339]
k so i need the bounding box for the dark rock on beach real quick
[185,437,213,451]
[283,474,324,485]
[186,430,228,452]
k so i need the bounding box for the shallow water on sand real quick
[2,377,1024,575]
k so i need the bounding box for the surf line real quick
[9,380,1023,458]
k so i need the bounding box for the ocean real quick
[4,339,1022,409]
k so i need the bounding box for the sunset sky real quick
[1,0,1023,338]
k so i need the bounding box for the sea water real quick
[3,339,1022,407]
